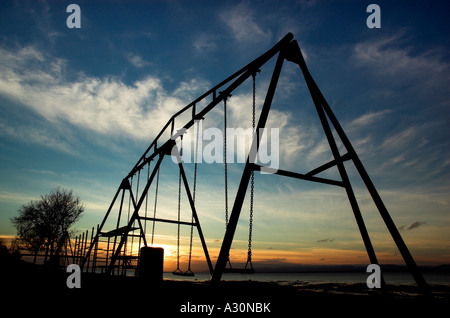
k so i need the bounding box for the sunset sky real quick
[0,0,449,272]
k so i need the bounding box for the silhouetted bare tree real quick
[11,187,84,264]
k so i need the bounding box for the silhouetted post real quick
[139,247,164,283]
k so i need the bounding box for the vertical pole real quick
[63,235,68,267]
[105,236,110,274]
[77,235,82,262]
[86,226,94,272]
[211,52,285,284]
[93,224,99,273]
[83,230,88,271]
[81,232,85,261]
[73,236,78,264]
[67,235,74,266]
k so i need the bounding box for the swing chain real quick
[247,72,258,265]
[187,119,201,272]
[175,135,183,272]
[247,171,254,263]
[223,95,229,228]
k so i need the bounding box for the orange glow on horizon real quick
[5,234,445,271]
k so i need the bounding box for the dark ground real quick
[2,259,449,316]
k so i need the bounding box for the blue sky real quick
[0,0,449,269]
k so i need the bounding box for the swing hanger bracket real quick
[251,68,261,77]
[160,139,177,156]
[193,114,205,121]
[219,91,232,100]
[172,128,188,140]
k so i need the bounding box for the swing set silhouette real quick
[80,33,429,293]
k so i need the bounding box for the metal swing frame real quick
[209,34,428,295]
[80,33,428,295]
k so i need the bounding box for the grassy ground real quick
[2,259,449,316]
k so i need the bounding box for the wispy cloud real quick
[0,45,210,145]
[20,168,57,176]
[343,108,446,183]
[0,118,78,155]
[126,53,150,68]
[352,33,449,89]
[27,0,63,45]
[0,43,313,173]
[407,221,425,230]
[398,221,426,231]
[193,33,217,53]
[317,238,334,243]
[127,53,150,68]
[380,126,420,150]
[297,0,321,8]
[347,109,392,129]
[348,33,449,182]
[0,190,36,204]
[220,1,271,43]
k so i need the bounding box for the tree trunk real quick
[44,241,50,263]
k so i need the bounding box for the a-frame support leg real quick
[287,40,429,295]
[305,68,385,287]
[175,150,214,275]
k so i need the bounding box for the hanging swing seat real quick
[170,131,199,279]
[223,258,254,274]
[172,269,195,277]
